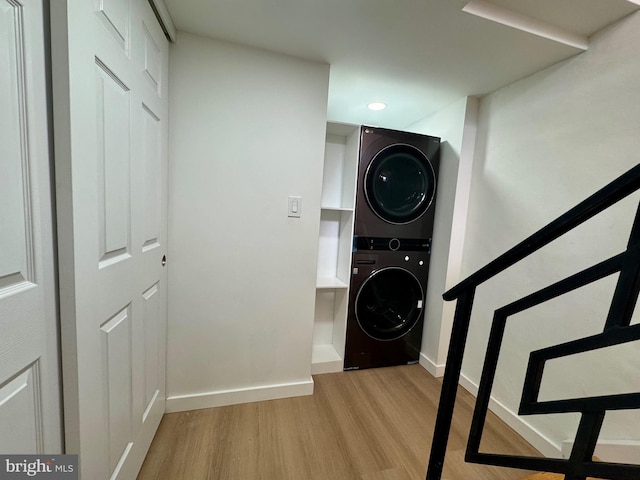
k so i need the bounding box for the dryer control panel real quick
[353,235,431,252]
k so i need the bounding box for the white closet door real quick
[51,0,169,477]
[0,0,62,455]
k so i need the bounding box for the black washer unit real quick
[344,241,431,370]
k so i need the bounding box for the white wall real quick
[460,12,640,458]
[406,96,479,377]
[166,32,329,411]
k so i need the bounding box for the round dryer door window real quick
[355,267,424,341]
[364,143,436,224]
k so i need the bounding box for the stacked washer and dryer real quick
[344,126,440,370]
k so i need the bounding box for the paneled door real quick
[51,0,169,478]
[0,0,62,455]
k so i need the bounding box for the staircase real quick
[426,164,640,480]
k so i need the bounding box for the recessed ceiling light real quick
[367,102,387,111]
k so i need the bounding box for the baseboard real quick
[311,360,343,375]
[166,378,314,413]
[419,352,445,377]
[562,439,640,464]
[458,372,562,458]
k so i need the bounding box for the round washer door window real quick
[364,143,436,224]
[355,267,424,341]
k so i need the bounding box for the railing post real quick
[564,412,606,480]
[425,287,476,480]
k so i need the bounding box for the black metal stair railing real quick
[426,164,640,480]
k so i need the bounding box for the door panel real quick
[142,283,160,420]
[51,0,168,477]
[0,364,42,454]
[141,104,161,251]
[100,305,133,473]
[142,22,161,93]
[0,0,62,456]
[97,0,129,49]
[0,0,34,293]
[96,61,132,267]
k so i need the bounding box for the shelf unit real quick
[312,123,359,375]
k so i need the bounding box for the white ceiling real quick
[164,0,638,130]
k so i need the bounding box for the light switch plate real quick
[288,195,302,217]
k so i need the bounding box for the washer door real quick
[364,143,436,224]
[355,267,424,341]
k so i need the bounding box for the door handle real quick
[162,255,167,266]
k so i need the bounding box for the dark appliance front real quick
[343,241,431,370]
[354,126,440,238]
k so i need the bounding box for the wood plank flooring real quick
[138,365,544,480]
[520,471,602,480]
[520,474,601,480]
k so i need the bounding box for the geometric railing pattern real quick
[426,164,640,480]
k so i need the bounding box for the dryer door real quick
[355,267,424,341]
[364,143,436,224]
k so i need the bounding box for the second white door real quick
[0,0,62,456]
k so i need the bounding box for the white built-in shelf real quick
[321,206,354,212]
[312,122,359,375]
[311,344,343,375]
[316,277,349,289]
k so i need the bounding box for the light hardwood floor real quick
[138,365,545,480]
